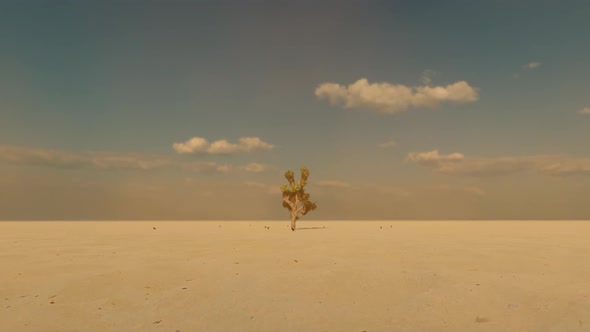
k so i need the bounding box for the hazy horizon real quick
[1,1,589,220]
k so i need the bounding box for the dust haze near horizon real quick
[1,1,590,220]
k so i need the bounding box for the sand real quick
[1,220,589,332]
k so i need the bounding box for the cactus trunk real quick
[290,211,297,231]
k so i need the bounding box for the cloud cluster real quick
[578,107,590,115]
[89,153,174,170]
[523,62,541,70]
[0,144,256,173]
[407,150,590,176]
[0,145,89,168]
[315,78,479,113]
[0,145,174,170]
[538,159,590,176]
[173,137,274,155]
[513,61,542,79]
[407,150,465,169]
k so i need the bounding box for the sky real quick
[1,0,589,220]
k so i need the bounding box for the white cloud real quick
[172,136,274,155]
[407,150,590,177]
[406,150,465,168]
[171,137,210,155]
[237,137,274,152]
[314,180,352,188]
[241,162,269,173]
[315,78,479,113]
[578,107,590,115]
[378,139,397,148]
[207,140,239,154]
[512,61,542,79]
[523,62,541,70]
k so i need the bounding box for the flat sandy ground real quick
[1,221,589,332]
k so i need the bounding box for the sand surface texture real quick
[1,221,589,332]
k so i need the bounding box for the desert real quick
[1,220,589,332]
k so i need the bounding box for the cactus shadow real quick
[296,227,326,230]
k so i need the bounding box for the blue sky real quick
[1,1,589,220]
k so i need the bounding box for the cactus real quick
[281,167,317,231]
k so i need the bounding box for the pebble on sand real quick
[475,316,491,323]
